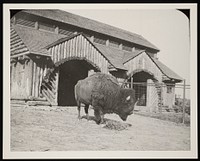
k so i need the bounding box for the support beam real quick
[131,74,133,89]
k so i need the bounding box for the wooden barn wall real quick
[146,79,159,112]
[49,35,109,74]
[10,58,33,99]
[124,52,163,82]
[41,70,59,105]
[31,57,49,99]
[10,27,29,57]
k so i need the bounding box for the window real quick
[38,22,55,32]
[122,45,132,52]
[167,85,173,93]
[59,28,75,36]
[16,18,35,28]
[109,40,119,48]
[94,36,106,45]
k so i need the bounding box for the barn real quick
[10,9,182,112]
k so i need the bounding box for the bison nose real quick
[122,116,127,121]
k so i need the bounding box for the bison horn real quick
[126,95,131,101]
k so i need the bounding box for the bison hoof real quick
[96,119,105,125]
[86,114,89,121]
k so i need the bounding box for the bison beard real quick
[74,72,137,124]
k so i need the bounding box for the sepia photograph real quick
[3,3,197,159]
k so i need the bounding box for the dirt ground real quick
[11,105,190,151]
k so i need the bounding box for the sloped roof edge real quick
[124,51,183,81]
[45,33,118,71]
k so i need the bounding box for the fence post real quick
[131,74,133,89]
[182,79,186,124]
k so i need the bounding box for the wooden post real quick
[182,79,186,124]
[106,40,109,46]
[90,36,94,42]
[119,44,123,50]
[35,21,39,30]
[55,26,59,34]
[131,74,133,89]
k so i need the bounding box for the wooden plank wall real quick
[31,58,47,98]
[49,35,109,74]
[146,79,159,112]
[10,28,29,56]
[124,52,163,82]
[10,58,32,99]
[40,68,59,105]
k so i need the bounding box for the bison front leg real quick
[84,104,89,121]
[94,108,104,124]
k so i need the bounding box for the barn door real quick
[41,68,59,105]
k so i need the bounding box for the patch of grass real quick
[135,111,190,126]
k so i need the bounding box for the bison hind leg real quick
[84,104,89,121]
[77,101,81,120]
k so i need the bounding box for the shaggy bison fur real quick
[74,72,137,124]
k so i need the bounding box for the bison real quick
[74,72,137,124]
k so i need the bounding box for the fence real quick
[122,80,190,125]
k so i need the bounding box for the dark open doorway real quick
[129,71,155,106]
[58,60,98,106]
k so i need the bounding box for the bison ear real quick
[126,95,131,101]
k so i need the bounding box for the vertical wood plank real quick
[58,44,61,62]
[82,36,85,58]
[66,41,70,58]
[39,62,44,97]
[54,45,58,63]
[32,61,36,97]
[54,70,59,105]
[63,41,67,59]
[79,36,82,58]
[35,62,40,97]
[103,57,106,73]
[72,38,76,57]
[105,60,108,74]
[91,47,94,65]
[69,39,72,57]
[60,43,63,60]
[27,59,33,97]
[88,43,91,61]
[78,36,82,58]
[75,36,79,57]
[51,46,54,62]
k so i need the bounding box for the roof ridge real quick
[56,9,143,39]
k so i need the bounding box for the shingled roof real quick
[11,24,66,56]
[152,58,183,81]
[11,24,182,81]
[94,43,127,70]
[19,9,160,52]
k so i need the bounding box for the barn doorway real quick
[128,71,155,106]
[57,60,99,106]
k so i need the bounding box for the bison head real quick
[116,88,137,121]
